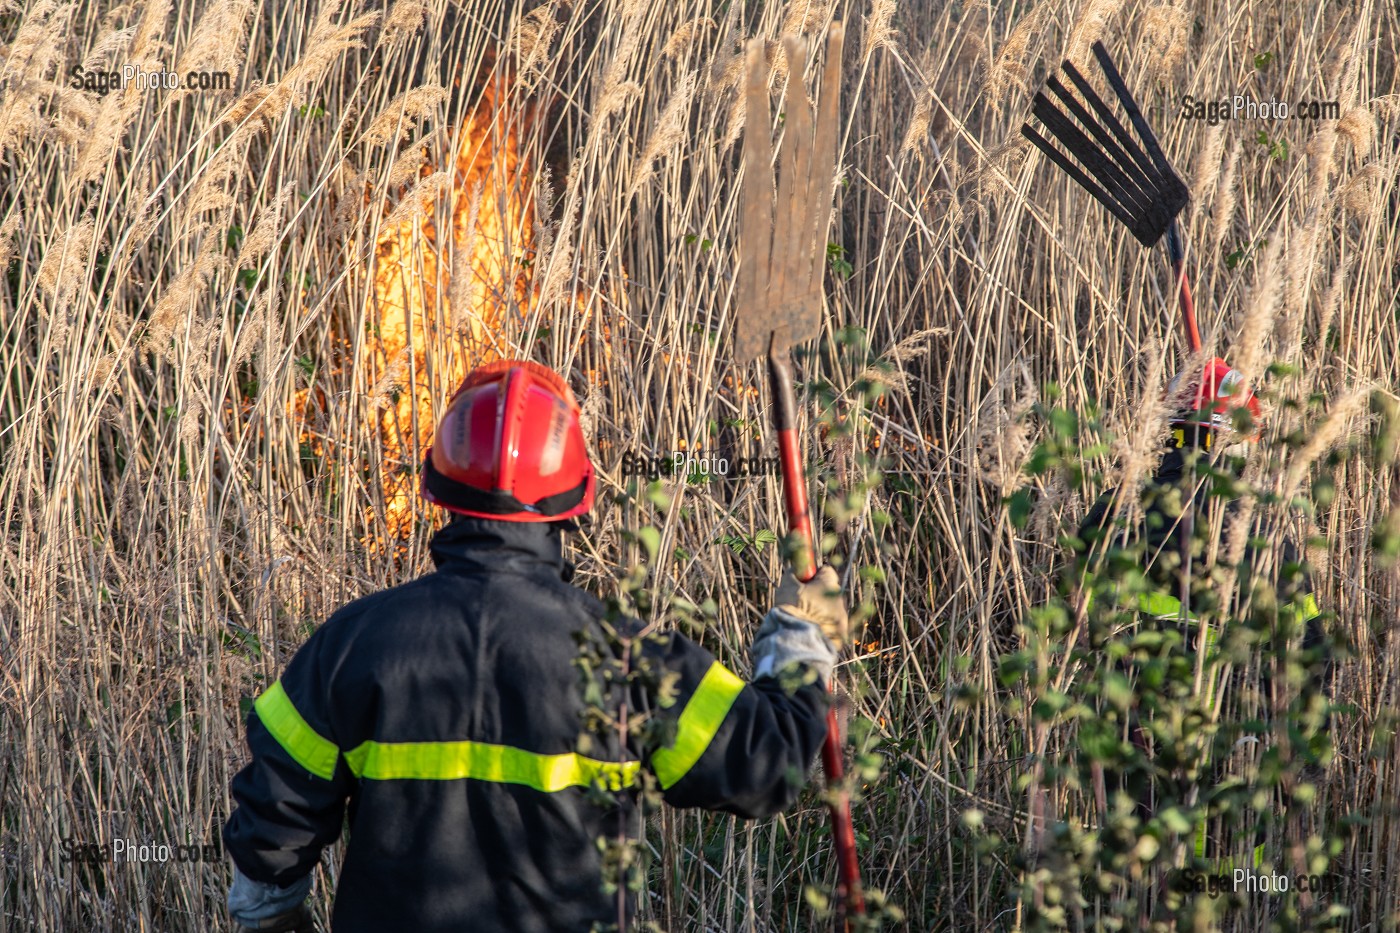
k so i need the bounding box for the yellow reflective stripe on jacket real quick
[1086,589,1320,623]
[651,661,746,789]
[1082,589,1194,619]
[1138,591,1190,619]
[254,680,340,780]
[1297,592,1320,622]
[342,739,640,791]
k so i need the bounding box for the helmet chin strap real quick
[422,456,590,519]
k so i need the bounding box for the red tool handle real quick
[767,344,866,926]
[1166,221,1202,353]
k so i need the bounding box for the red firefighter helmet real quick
[1165,358,1262,448]
[421,360,595,522]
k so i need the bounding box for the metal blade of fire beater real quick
[1020,41,1188,247]
[1021,41,1204,352]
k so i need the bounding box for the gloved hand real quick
[229,865,316,932]
[751,566,853,684]
[773,566,851,649]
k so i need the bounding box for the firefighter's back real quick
[333,552,630,932]
[226,519,633,933]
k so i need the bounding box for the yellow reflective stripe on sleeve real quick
[342,740,640,792]
[1138,591,1190,619]
[1297,592,1320,622]
[651,661,747,790]
[1082,589,1193,619]
[254,680,340,780]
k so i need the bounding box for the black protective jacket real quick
[224,518,828,933]
[1078,447,1322,656]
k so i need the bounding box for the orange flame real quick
[368,74,535,539]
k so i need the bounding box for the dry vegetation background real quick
[1,0,1398,929]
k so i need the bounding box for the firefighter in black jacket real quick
[1077,358,1324,864]
[223,360,849,932]
[1078,358,1321,653]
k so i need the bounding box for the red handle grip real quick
[767,346,866,925]
[1166,221,1202,353]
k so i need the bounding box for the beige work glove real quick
[751,566,853,684]
[774,566,851,649]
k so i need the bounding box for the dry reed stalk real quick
[661,16,715,62]
[594,6,647,123]
[1108,337,1170,523]
[628,71,698,196]
[982,7,1045,115]
[1140,3,1190,79]
[1337,106,1377,159]
[34,215,95,312]
[1341,161,1384,219]
[1210,136,1241,251]
[362,85,450,147]
[377,0,430,51]
[448,177,486,332]
[1191,122,1226,202]
[0,0,77,154]
[1315,257,1350,352]
[861,0,898,61]
[1280,386,1374,503]
[1230,235,1283,389]
[534,181,580,316]
[176,0,255,79]
[0,211,20,271]
[226,0,381,126]
[1064,0,1123,69]
[142,244,228,359]
[383,144,433,190]
[973,363,1036,498]
[1281,209,1324,358]
[237,182,299,267]
[780,0,836,40]
[1306,122,1340,200]
[181,127,253,230]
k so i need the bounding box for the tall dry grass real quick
[0,0,1397,930]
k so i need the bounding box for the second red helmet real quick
[421,360,595,522]
[1165,357,1262,448]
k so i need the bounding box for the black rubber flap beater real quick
[1021,41,1189,247]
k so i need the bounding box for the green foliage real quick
[803,324,904,930]
[716,528,776,556]
[826,241,853,279]
[977,380,1353,931]
[575,481,703,930]
[1255,129,1289,162]
[581,323,906,930]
